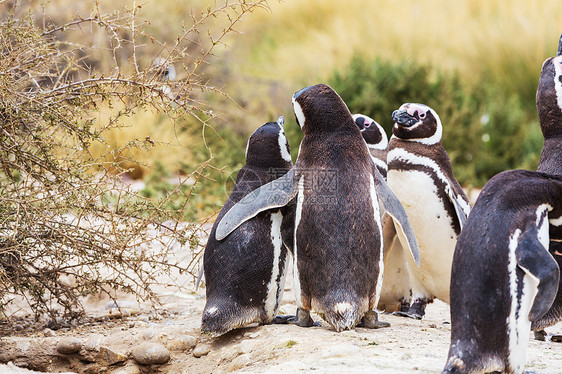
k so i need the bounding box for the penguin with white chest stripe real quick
[201,117,294,337]
[444,170,562,374]
[352,114,389,179]
[216,84,420,331]
[531,33,562,337]
[386,103,470,318]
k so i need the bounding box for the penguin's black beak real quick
[293,86,311,100]
[392,109,418,127]
[354,116,366,131]
[557,32,562,57]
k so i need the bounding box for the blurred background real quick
[8,0,562,219]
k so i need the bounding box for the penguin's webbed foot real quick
[272,308,320,327]
[357,311,390,329]
[294,308,319,327]
[271,315,294,324]
[534,329,547,341]
[392,298,427,320]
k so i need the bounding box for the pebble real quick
[428,323,437,328]
[167,336,197,351]
[228,353,251,371]
[43,328,56,337]
[84,335,103,351]
[244,331,260,339]
[237,340,254,355]
[192,344,211,358]
[142,329,155,340]
[132,342,170,365]
[57,337,84,354]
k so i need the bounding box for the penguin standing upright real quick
[201,117,294,337]
[444,170,561,374]
[216,84,419,331]
[386,103,470,318]
[532,33,562,336]
[352,114,389,179]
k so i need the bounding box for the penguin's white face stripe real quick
[245,139,250,159]
[552,56,562,110]
[387,148,471,216]
[393,104,443,145]
[353,114,389,150]
[507,229,539,374]
[293,100,306,129]
[292,175,305,308]
[264,211,284,319]
[550,214,562,227]
[278,131,292,163]
[206,306,218,315]
[536,204,552,250]
[369,174,385,310]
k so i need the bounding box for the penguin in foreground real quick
[386,103,470,318]
[532,32,562,339]
[216,84,420,331]
[444,170,561,374]
[352,113,389,179]
[201,117,294,337]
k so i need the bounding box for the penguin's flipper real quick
[515,224,560,321]
[195,266,204,290]
[381,213,398,261]
[215,168,298,240]
[372,167,420,266]
[445,185,468,230]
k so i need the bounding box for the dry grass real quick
[227,0,562,87]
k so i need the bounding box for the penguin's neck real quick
[537,137,562,175]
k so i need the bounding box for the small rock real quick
[192,344,211,358]
[428,323,437,328]
[84,335,103,351]
[57,337,83,354]
[43,328,56,337]
[244,331,260,339]
[228,353,251,371]
[167,336,197,352]
[132,342,170,365]
[142,329,155,340]
[237,340,254,355]
[133,321,147,328]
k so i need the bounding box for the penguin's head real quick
[352,113,388,150]
[536,33,562,139]
[391,103,443,145]
[245,116,292,168]
[292,84,356,135]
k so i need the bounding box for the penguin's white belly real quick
[388,169,457,303]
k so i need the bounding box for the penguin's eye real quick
[419,112,426,119]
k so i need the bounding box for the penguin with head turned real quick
[352,114,389,179]
[444,170,561,374]
[201,117,294,337]
[216,84,420,331]
[532,33,562,339]
[385,103,470,318]
[351,114,409,312]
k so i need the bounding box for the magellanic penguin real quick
[201,117,294,337]
[444,169,562,374]
[351,114,408,312]
[352,114,389,179]
[386,103,470,319]
[532,33,562,336]
[216,84,420,332]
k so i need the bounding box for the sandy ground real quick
[1,258,561,374]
